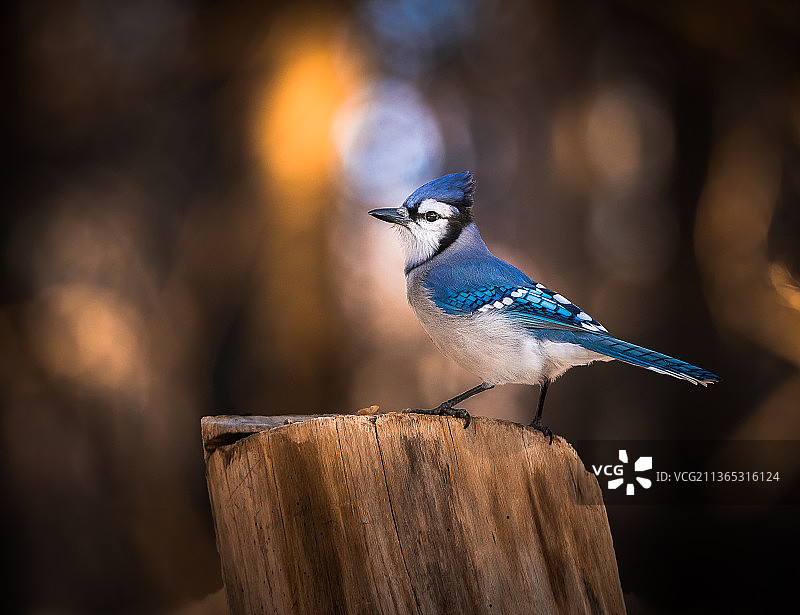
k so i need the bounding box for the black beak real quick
[368,207,410,226]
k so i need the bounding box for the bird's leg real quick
[529,380,553,444]
[411,382,494,428]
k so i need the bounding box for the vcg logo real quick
[592,449,653,496]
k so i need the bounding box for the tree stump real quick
[202,413,626,614]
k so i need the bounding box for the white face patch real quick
[418,199,459,217]
[397,199,461,270]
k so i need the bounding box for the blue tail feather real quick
[578,333,719,386]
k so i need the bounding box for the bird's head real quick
[369,171,475,272]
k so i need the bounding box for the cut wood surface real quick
[202,412,626,614]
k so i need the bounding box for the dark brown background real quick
[2,0,799,612]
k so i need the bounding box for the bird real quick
[368,171,719,441]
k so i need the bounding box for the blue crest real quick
[403,172,476,209]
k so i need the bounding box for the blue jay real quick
[369,172,719,441]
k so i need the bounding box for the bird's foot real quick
[440,406,471,429]
[410,405,471,429]
[528,418,553,445]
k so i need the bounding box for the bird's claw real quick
[433,403,471,428]
[443,407,471,429]
[529,419,553,445]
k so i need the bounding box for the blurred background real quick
[2,0,799,612]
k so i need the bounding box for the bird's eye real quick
[424,211,440,222]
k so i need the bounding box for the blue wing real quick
[431,277,609,333]
[428,272,719,386]
[423,252,595,329]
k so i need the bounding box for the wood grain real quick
[203,413,625,614]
